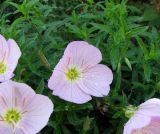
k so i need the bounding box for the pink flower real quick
[0,34,21,82]
[48,41,113,104]
[0,80,53,134]
[124,98,160,134]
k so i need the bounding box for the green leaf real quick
[62,126,71,134]
[82,116,93,133]
[112,111,123,119]
[36,79,44,94]
[126,26,149,38]
[125,57,132,70]
[143,62,151,82]
[67,112,83,126]
[110,45,119,70]
[136,36,149,60]
[91,23,110,33]
[141,7,159,21]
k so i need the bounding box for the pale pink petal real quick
[123,122,134,134]
[48,59,67,91]
[0,36,21,82]
[123,114,151,134]
[63,41,102,69]
[7,39,21,72]
[123,98,160,134]
[138,98,160,117]
[0,81,15,113]
[132,116,160,134]
[0,73,14,82]
[53,83,91,104]
[0,122,12,134]
[0,81,35,115]
[10,81,36,109]
[48,70,65,91]
[0,34,9,61]
[19,94,53,134]
[14,128,26,134]
[78,64,113,97]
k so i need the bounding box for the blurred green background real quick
[0,0,160,133]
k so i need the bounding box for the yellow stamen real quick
[0,62,6,75]
[66,67,80,81]
[5,109,21,124]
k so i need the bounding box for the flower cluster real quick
[0,35,53,134]
[48,41,160,134]
[0,34,159,134]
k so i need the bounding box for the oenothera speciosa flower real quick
[0,34,21,82]
[48,41,113,104]
[124,98,160,134]
[0,80,53,134]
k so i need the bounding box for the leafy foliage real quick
[0,0,160,133]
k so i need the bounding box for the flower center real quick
[5,109,21,124]
[66,67,80,81]
[0,62,6,75]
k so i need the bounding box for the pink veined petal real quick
[63,41,102,69]
[10,81,36,109]
[0,81,35,115]
[0,34,9,62]
[53,82,92,104]
[7,39,21,73]
[132,116,160,134]
[0,82,14,114]
[78,64,113,97]
[123,113,151,134]
[19,94,53,134]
